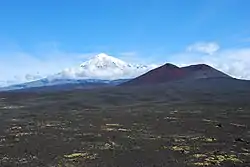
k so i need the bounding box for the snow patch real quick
[53,53,157,80]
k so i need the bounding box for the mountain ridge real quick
[120,63,232,86]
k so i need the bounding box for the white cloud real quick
[169,46,250,80]
[209,48,250,79]
[0,51,96,86]
[186,42,220,55]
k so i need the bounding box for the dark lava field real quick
[0,83,250,167]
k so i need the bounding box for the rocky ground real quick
[0,88,249,167]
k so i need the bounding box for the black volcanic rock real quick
[121,63,231,86]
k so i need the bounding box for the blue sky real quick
[1,0,250,83]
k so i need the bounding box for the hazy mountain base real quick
[0,79,130,92]
[0,79,250,167]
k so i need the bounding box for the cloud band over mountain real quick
[1,41,250,87]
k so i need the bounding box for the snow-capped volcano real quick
[0,53,158,90]
[80,53,129,69]
[51,53,157,80]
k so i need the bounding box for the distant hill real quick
[0,79,130,92]
[120,63,231,86]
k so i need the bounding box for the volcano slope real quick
[0,78,250,167]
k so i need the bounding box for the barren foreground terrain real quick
[0,83,250,167]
